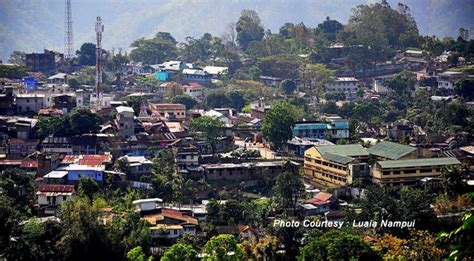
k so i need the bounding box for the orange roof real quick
[239,225,258,234]
[9,139,39,145]
[38,108,63,116]
[142,209,198,226]
[62,154,111,167]
[313,192,333,202]
[21,158,38,168]
[37,184,75,193]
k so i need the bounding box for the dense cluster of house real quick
[0,45,473,244]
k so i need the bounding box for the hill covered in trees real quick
[1,0,473,60]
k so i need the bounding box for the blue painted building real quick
[155,71,169,81]
[292,116,349,140]
[66,167,104,183]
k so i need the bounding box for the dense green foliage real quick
[37,108,103,138]
[190,116,225,154]
[262,101,301,150]
[130,32,178,64]
[298,230,381,260]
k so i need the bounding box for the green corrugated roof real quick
[322,152,354,164]
[378,157,461,169]
[316,144,369,157]
[367,141,417,160]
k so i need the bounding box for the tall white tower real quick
[64,0,74,59]
[95,16,104,106]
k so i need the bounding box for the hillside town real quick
[0,1,473,260]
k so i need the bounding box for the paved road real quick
[234,138,280,160]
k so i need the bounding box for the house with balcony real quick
[182,82,204,100]
[36,184,75,216]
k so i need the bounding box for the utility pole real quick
[64,0,74,59]
[95,16,104,107]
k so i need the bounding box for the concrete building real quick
[373,78,390,95]
[182,69,211,85]
[293,116,349,140]
[304,144,369,186]
[115,106,135,138]
[36,184,75,216]
[437,71,465,90]
[15,94,45,114]
[372,157,461,186]
[150,103,186,121]
[203,66,228,78]
[25,49,63,72]
[202,161,295,181]
[182,82,204,100]
[325,77,359,99]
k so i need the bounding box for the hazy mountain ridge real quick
[0,0,473,60]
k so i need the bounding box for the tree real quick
[355,186,437,236]
[280,79,296,95]
[190,116,225,155]
[127,246,147,261]
[161,243,198,261]
[300,63,335,93]
[257,56,300,79]
[318,17,344,36]
[0,195,18,254]
[347,2,419,49]
[441,165,469,197]
[298,230,381,260]
[455,78,474,101]
[272,171,304,214]
[78,177,101,201]
[76,43,97,66]
[0,168,35,213]
[202,234,245,261]
[227,91,246,110]
[0,64,27,79]
[204,92,232,108]
[236,10,265,50]
[8,51,26,66]
[36,108,102,138]
[171,95,197,110]
[438,192,474,260]
[385,70,416,96]
[262,101,300,150]
[58,198,112,260]
[68,78,80,89]
[6,218,63,260]
[374,230,445,260]
[67,108,103,136]
[124,96,148,116]
[130,32,178,64]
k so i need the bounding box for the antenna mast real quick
[64,0,74,59]
[95,16,104,106]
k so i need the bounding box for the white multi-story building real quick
[116,106,135,138]
[325,77,359,99]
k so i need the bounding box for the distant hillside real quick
[0,0,473,61]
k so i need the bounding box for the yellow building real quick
[304,144,369,186]
[372,157,461,186]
